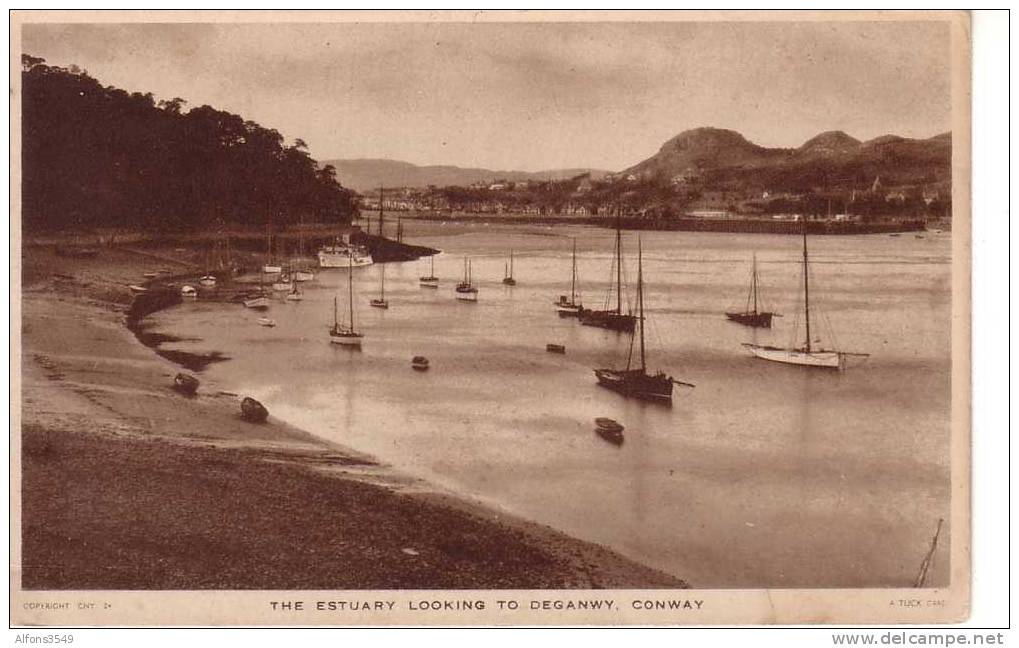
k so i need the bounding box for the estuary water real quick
[147,222,953,588]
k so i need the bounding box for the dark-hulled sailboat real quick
[502,250,516,285]
[579,213,636,332]
[330,255,364,347]
[594,238,693,403]
[726,253,776,328]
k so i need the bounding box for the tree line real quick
[21,54,358,232]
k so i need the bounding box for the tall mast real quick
[616,207,623,314]
[380,264,385,300]
[638,237,646,372]
[571,239,577,303]
[752,252,759,314]
[510,250,514,278]
[348,254,355,330]
[378,186,384,237]
[802,225,811,353]
[333,295,338,328]
[430,254,434,276]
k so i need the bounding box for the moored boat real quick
[240,396,269,423]
[579,213,636,332]
[173,372,199,396]
[199,274,217,288]
[318,239,373,268]
[257,317,276,327]
[411,356,430,371]
[742,227,868,370]
[593,238,693,403]
[594,418,624,444]
[455,257,478,301]
[181,285,197,298]
[243,294,270,310]
[419,254,439,288]
[370,264,389,308]
[725,253,776,328]
[502,251,517,285]
[272,277,294,292]
[329,255,364,347]
[554,239,583,316]
[546,343,566,354]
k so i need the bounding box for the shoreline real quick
[18,241,688,590]
[382,212,933,235]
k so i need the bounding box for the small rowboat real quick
[594,417,624,444]
[243,295,269,310]
[128,284,148,294]
[199,275,217,287]
[257,317,276,327]
[546,343,566,354]
[143,271,160,279]
[240,397,269,423]
[411,356,430,371]
[173,372,199,396]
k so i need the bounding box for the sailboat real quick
[243,269,270,310]
[285,281,303,301]
[263,229,282,274]
[419,254,439,288]
[594,238,692,403]
[330,256,363,346]
[579,213,636,332]
[742,228,868,369]
[199,245,217,287]
[455,257,478,301]
[370,263,389,308]
[554,238,583,316]
[502,251,517,285]
[726,253,776,328]
[291,218,315,282]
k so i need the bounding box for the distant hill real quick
[324,158,611,193]
[623,126,951,191]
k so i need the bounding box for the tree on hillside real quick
[20,55,358,232]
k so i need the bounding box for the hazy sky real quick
[22,19,952,171]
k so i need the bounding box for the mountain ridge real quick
[324,158,610,193]
[622,126,951,190]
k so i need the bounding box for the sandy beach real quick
[16,239,687,590]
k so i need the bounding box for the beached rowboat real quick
[240,397,269,423]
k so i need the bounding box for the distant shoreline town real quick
[344,127,951,235]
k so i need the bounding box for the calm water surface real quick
[148,223,952,588]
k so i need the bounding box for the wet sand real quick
[17,240,687,590]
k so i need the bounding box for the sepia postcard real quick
[10,9,972,626]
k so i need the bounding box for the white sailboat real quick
[742,228,867,370]
[263,230,282,274]
[330,255,364,346]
